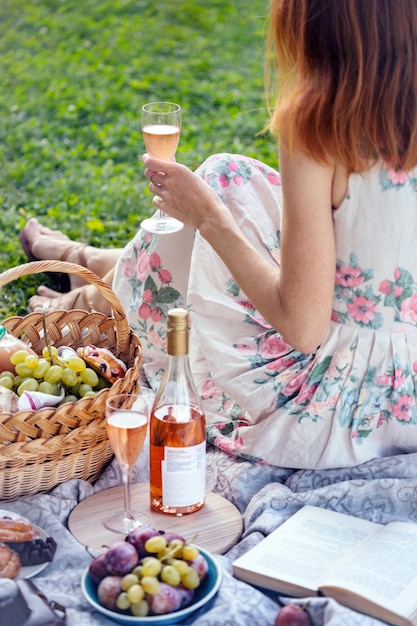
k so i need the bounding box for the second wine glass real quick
[104,393,151,534]
[140,101,184,234]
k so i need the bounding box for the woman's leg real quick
[112,224,196,390]
[28,266,115,315]
[20,218,121,314]
[20,218,121,288]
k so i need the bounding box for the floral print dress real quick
[113,153,417,469]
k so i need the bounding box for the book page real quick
[233,505,379,595]
[321,520,417,618]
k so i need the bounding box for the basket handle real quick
[0,259,131,344]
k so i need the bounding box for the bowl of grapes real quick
[81,526,222,625]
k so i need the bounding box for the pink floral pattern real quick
[202,154,281,202]
[118,231,183,357]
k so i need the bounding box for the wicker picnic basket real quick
[0,260,142,501]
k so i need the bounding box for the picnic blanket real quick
[3,381,416,626]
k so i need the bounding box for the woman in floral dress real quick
[137,0,417,469]
[24,0,417,469]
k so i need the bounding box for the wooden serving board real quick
[68,483,243,554]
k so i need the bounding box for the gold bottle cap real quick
[167,308,189,356]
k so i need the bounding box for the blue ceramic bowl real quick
[81,546,222,625]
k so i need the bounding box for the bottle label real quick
[161,441,206,507]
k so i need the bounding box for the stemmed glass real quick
[104,393,151,533]
[140,101,184,234]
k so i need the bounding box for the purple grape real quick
[162,531,186,544]
[176,584,195,609]
[188,554,208,580]
[88,553,110,584]
[126,526,160,558]
[105,541,138,576]
[147,582,183,615]
[97,576,122,610]
[274,605,311,626]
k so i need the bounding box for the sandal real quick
[19,219,89,291]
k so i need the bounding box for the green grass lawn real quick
[0,0,277,317]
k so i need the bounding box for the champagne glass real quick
[104,393,151,533]
[140,101,184,234]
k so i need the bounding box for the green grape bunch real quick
[0,345,112,403]
[88,528,209,617]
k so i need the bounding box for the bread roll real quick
[0,544,21,579]
[0,515,39,543]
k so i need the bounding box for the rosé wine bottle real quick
[149,308,206,515]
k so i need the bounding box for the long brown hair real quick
[267,0,417,172]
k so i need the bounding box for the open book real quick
[232,505,417,626]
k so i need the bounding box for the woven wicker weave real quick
[0,260,142,501]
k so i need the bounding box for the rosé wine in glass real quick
[104,394,151,533]
[142,124,180,161]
